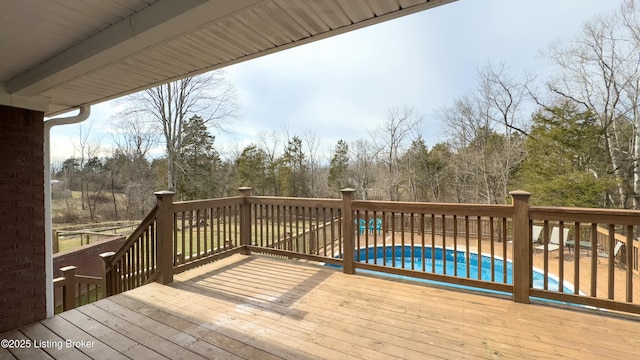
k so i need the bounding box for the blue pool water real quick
[348,246,575,294]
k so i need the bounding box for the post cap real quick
[154,190,175,196]
[99,251,116,258]
[509,190,531,198]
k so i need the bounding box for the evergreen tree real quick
[176,115,222,200]
[278,136,308,197]
[235,144,269,194]
[403,138,433,202]
[328,139,350,192]
[513,103,615,207]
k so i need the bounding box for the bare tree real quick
[74,123,100,211]
[374,106,423,201]
[111,113,159,159]
[258,130,282,195]
[121,71,239,191]
[350,139,379,200]
[439,65,527,204]
[302,130,322,197]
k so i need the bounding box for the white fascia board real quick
[0,82,50,112]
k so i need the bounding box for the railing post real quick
[155,190,175,285]
[341,188,356,274]
[238,187,253,255]
[53,230,59,254]
[511,190,531,304]
[60,266,77,311]
[99,252,115,297]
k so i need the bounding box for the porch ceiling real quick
[0,0,455,116]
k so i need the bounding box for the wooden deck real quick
[2,254,640,359]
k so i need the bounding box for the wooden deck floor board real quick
[1,330,52,360]
[162,281,462,360]
[91,299,244,360]
[39,315,129,360]
[178,265,494,358]
[19,322,89,360]
[173,266,483,359]
[0,349,16,360]
[122,284,327,360]
[181,261,584,360]
[133,282,380,360]
[186,262,606,358]
[75,304,208,360]
[2,253,640,359]
[58,309,168,359]
[108,295,286,360]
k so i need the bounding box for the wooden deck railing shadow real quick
[169,255,332,317]
[95,187,640,316]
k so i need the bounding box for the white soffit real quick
[0,0,456,115]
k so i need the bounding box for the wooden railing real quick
[53,265,103,313]
[101,205,159,296]
[245,195,344,265]
[596,225,639,274]
[100,187,640,315]
[171,194,246,274]
[529,207,640,313]
[350,199,515,294]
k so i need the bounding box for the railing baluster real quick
[626,225,634,303]
[489,217,495,282]
[477,216,482,281]
[541,221,555,293]
[572,222,579,295]
[421,213,426,272]
[442,215,447,276]
[502,217,507,284]
[401,213,405,268]
[465,216,470,279]
[453,215,458,277]
[431,214,435,273]
[410,213,415,271]
[608,224,615,300]
[590,223,598,297]
[391,213,396,268]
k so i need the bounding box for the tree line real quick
[52,0,640,222]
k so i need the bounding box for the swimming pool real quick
[351,245,575,294]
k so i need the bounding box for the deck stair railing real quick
[100,204,159,296]
[100,187,640,315]
[53,265,103,313]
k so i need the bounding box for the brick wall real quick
[0,105,46,332]
[52,236,125,309]
[53,236,126,278]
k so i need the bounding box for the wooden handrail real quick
[530,206,640,225]
[353,200,513,218]
[104,205,158,271]
[173,196,244,212]
[596,225,638,245]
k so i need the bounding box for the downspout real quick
[43,106,91,317]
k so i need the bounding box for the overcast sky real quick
[49,0,621,163]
